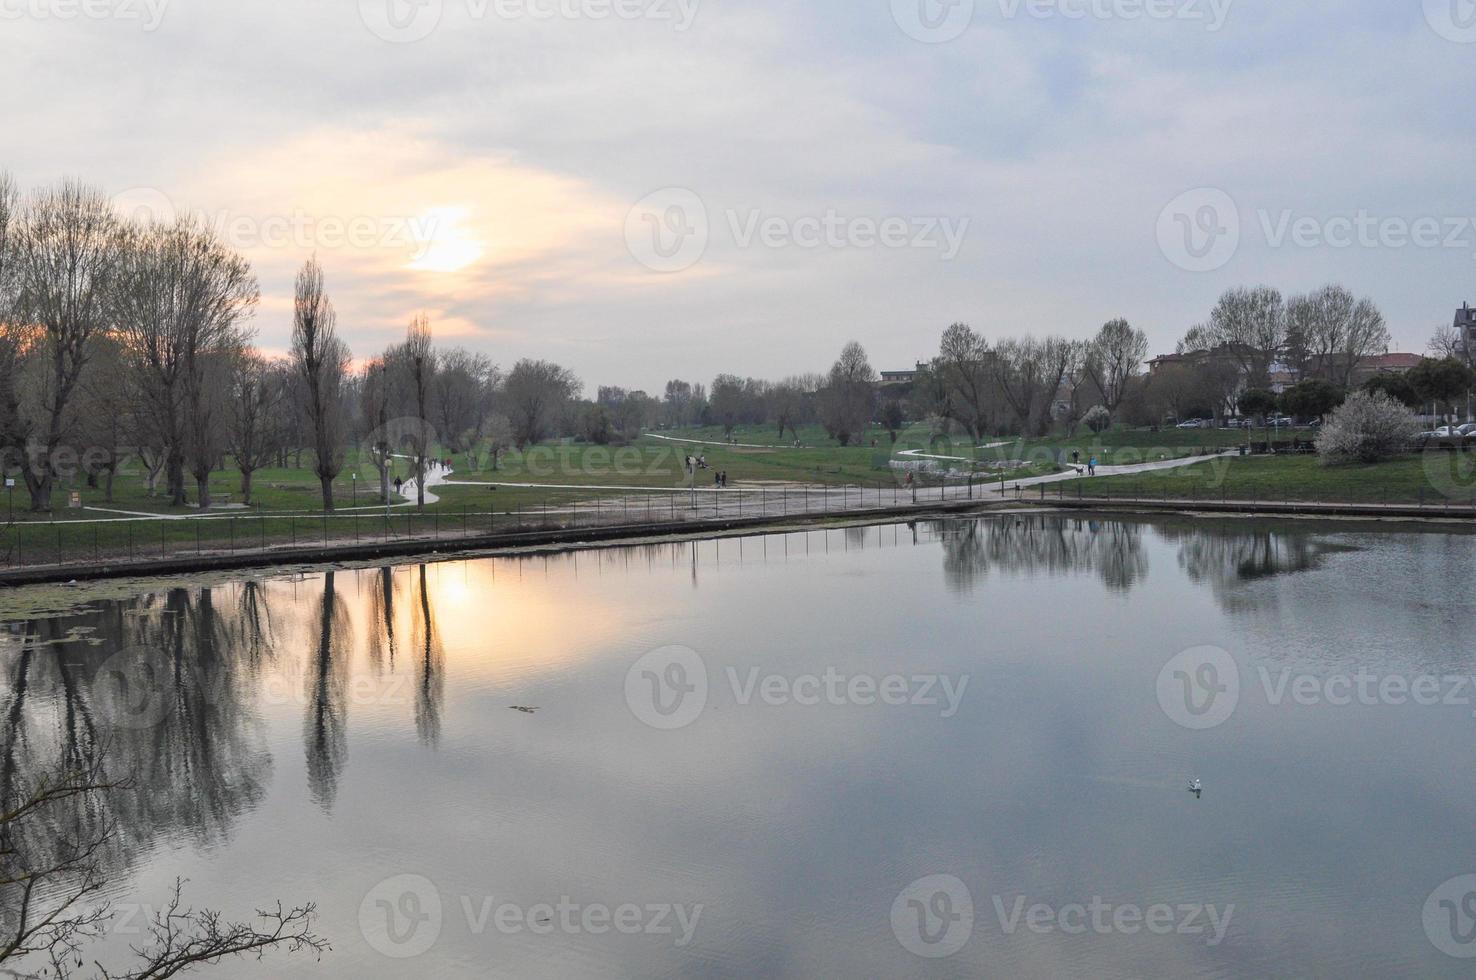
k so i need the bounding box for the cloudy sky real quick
[5,0,1473,391]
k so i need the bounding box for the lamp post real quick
[352,471,358,507]
[5,478,12,524]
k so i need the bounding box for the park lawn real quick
[983,425,1253,466]
[1081,453,1476,506]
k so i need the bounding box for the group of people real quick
[714,471,731,488]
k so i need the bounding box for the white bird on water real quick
[1189,778,1203,795]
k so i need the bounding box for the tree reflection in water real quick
[936,515,1149,594]
[304,571,351,811]
[1160,523,1356,613]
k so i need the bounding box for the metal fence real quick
[0,477,1016,572]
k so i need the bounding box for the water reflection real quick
[934,515,1149,593]
[5,517,1459,979]
[305,571,350,811]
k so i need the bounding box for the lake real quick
[3,514,1476,978]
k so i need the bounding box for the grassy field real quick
[0,421,1256,524]
[1080,452,1476,506]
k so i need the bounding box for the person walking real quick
[1088,456,1098,477]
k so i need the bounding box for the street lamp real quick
[352,471,358,507]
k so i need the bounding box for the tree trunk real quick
[320,475,335,513]
[240,468,254,506]
[104,465,115,503]
[25,470,51,512]
[167,449,186,507]
[195,475,212,512]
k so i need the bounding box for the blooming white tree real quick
[1314,390,1419,465]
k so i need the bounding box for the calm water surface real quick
[3,515,1476,978]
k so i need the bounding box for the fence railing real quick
[0,477,1021,572]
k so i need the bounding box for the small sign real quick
[69,490,81,509]
[3,478,13,489]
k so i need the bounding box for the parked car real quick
[1176,419,1209,429]
[1269,416,1294,428]
[1458,423,1476,438]
[1433,426,1460,438]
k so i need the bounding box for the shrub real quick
[1083,405,1111,433]
[1314,390,1420,465]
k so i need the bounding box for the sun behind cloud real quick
[408,206,485,273]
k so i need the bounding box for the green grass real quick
[1079,452,1476,507]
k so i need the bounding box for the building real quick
[1353,352,1423,380]
[1456,302,1476,362]
[879,364,926,386]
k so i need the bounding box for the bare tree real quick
[113,218,257,509]
[74,332,132,502]
[432,347,495,468]
[227,353,287,505]
[935,322,995,440]
[358,358,395,502]
[818,341,875,446]
[401,314,435,509]
[290,258,350,511]
[1196,285,1286,387]
[8,179,121,512]
[1083,318,1148,415]
[1288,284,1390,388]
[503,359,580,449]
[0,754,327,978]
[992,336,1080,436]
